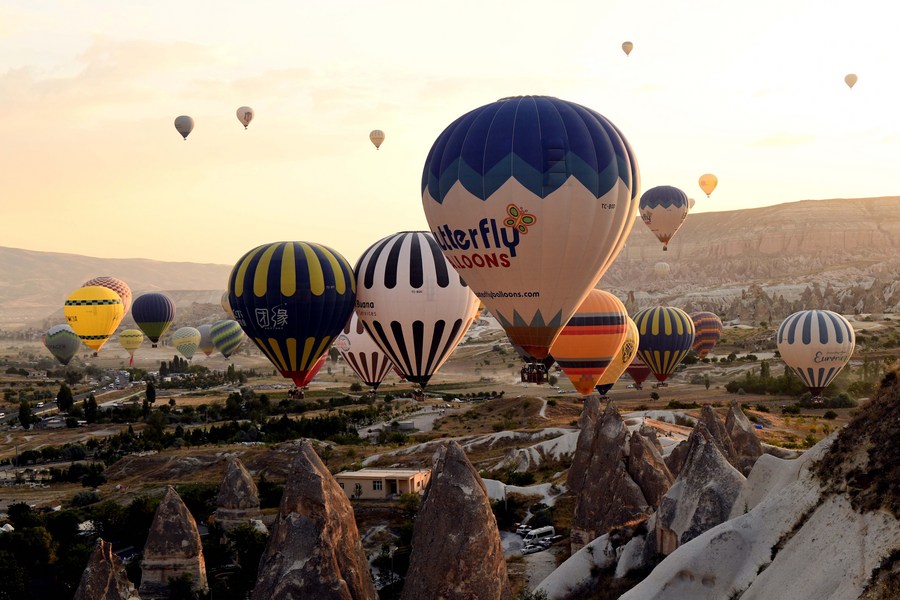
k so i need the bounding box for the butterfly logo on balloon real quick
[505,204,537,234]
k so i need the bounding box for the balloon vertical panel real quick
[422,96,640,360]
[227,241,356,386]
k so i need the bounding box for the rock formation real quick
[567,396,603,495]
[666,404,738,477]
[725,401,764,476]
[139,486,208,600]
[212,456,262,531]
[74,538,141,600]
[570,404,652,551]
[251,440,377,600]
[402,441,511,600]
[650,423,746,556]
[626,430,674,508]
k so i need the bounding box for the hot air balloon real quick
[625,354,652,390]
[355,231,479,388]
[640,186,689,251]
[198,324,215,356]
[550,289,629,395]
[421,95,640,363]
[776,310,855,399]
[698,174,717,197]
[622,41,634,56]
[688,197,696,210]
[236,106,254,129]
[595,316,639,396]
[131,293,176,347]
[633,306,695,384]
[64,286,125,354]
[83,277,132,315]
[174,115,194,140]
[172,327,201,360]
[844,74,858,89]
[335,313,396,393]
[210,319,244,358]
[221,291,235,319]
[369,129,385,149]
[119,329,144,366]
[511,340,555,383]
[43,324,83,366]
[690,311,723,359]
[654,262,671,277]
[227,242,356,386]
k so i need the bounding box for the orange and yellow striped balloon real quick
[595,316,639,395]
[550,289,629,395]
[64,286,125,353]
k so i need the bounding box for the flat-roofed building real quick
[334,468,431,500]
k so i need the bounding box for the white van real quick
[522,526,555,544]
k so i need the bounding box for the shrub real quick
[70,491,101,507]
[823,410,838,420]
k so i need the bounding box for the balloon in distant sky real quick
[844,74,858,89]
[776,309,855,397]
[221,291,235,319]
[654,262,671,277]
[131,293,176,347]
[227,242,356,386]
[210,319,244,358]
[689,197,696,210]
[43,324,83,366]
[550,289,629,395]
[370,129,385,149]
[236,106,254,129]
[172,327,201,360]
[198,324,215,356]
[633,306,695,383]
[174,115,194,140]
[421,95,640,360]
[595,316,639,396]
[354,231,479,388]
[622,41,634,56]
[335,312,396,392]
[119,329,144,366]
[690,311,724,359]
[64,286,125,354]
[698,174,718,197]
[639,185,689,251]
[83,276,132,315]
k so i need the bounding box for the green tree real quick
[760,360,771,380]
[17,400,34,429]
[146,380,156,405]
[84,394,98,423]
[56,382,74,412]
[704,374,711,390]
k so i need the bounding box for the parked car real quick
[515,524,532,536]
[521,544,545,555]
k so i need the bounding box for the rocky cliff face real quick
[213,456,262,531]
[726,401,764,476]
[402,441,511,600]
[139,486,208,599]
[566,396,603,495]
[74,539,141,600]
[251,440,377,600]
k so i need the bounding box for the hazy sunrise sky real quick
[1,0,897,266]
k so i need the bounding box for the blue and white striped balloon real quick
[776,309,855,396]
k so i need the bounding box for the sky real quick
[1,0,898,266]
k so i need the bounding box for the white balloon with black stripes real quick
[776,309,855,398]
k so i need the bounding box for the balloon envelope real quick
[44,324,83,366]
[64,286,125,353]
[633,306,695,382]
[640,186,689,251]
[236,106,254,129]
[83,277,132,315]
[421,95,640,360]
[210,320,244,358]
[654,262,671,277]
[596,316,639,395]
[336,312,396,391]
[221,291,235,319]
[369,129,385,149]
[622,41,633,56]
[354,231,479,387]
[690,311,723,359]
[173,327,201,360]
[844,74,857,89]
[131,293,176,346]
[698,174,718,197]
[227,242,356,386]
[198,324,215,356]
[776,310,855,396]
[174,115,194,139]
[550,289,629,395]
[625,354,652,388]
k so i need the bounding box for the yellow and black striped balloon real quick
[227,242,356,386]
[633,306,695,383]
[64,286,125,353]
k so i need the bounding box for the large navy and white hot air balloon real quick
[639,185,689,251]
[335,312,396,392]
[776,309,855,398]
[421,95,640,362]
[354,231,479,388]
